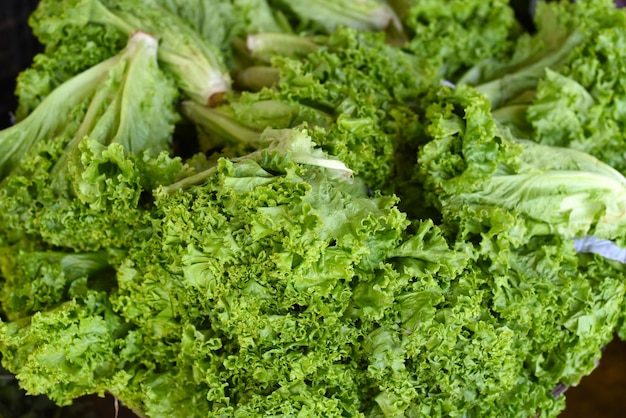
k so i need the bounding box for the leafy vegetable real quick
[1,46,128,179]
[1,128,410,416]
[404,0,521,80]
[0,31,181,251]
[244,32,324,64]
[417,85,626,242]
[524,26,626,177]
[155,0,284,49]
[0,244,115,321]
[3,1,626,417]
[31,0,231,105]
[13,26,125,121]
[274,0,401,33]
[395,83,626,416]
[460,0,625,108]
[182,27,430,192]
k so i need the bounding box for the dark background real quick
[1,1,626,417]
[0,0,42,129]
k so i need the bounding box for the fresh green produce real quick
[0,244,115,321]
[2,1,626,418]
[0,38,146,179]
[356,233,625,417]
[0,31,181,251]
[274,0,401,33]
[183,27,431,192]
[0,128,409,416]
[29,0,232,107]
[451,0,626,181]
[243,32,325,65]
[417,85,626,242]
[403,0,522,80]
[13,29,125,122]
[457,0,624,107]
[404,83,626,416]
[524,24,626,175]
[16,0,284,119]
[20,0,408,117]
[155,0,284,49]
[0,361,106,418]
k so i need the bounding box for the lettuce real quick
[404,0,521,80]
[525,26,626,176]
[0,129,411,416]
[181,27,431,192]
[2,1,626,417]
[31,0,231,106]
[0,32,181,251]
[461,0,625,108]
[417,85,626,242]
[274,0,401,33]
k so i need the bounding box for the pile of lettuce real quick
[2,0,626,417]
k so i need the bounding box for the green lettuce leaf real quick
[0,33,182,251]
[404,0,520,80]
[273,0,401,34]
[106,129,408,416]
[416,84,626,242]
[182,27,431,192]
[462,0,625,109]
[31,0,231,105]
